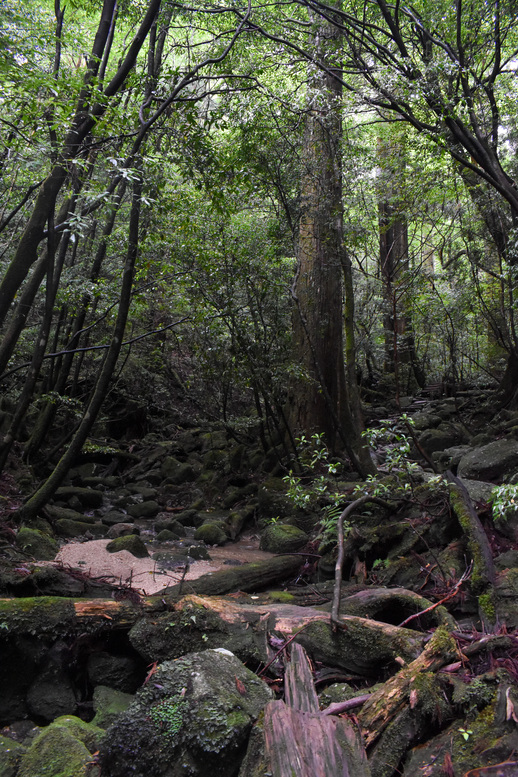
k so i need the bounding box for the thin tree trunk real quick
[16,170,143,523]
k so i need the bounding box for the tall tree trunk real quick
[378,127,425,396]
[290,12,375,475]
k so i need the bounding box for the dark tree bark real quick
[289,10,375,475]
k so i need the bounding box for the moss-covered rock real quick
[194,523,227,546]
[99,649,273,777]
[48,716,104,753]
[17,725,91,777]
[0,734,26,777]
[15,527,58,561]
[54,487,104,509]
[92,685,134,729]
[259,524,308,553]
[106,535,149,558]
[160,456,196,484]
[46,506,96,524]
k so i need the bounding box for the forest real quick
[2,0,518,775]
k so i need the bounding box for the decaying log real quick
[359,626,459,748]
[446,471,496,591]
[0,555,303,637]
[260,643,370,777]
[173,595,426,675]
[161,554,303,597]
[331,495,395,628]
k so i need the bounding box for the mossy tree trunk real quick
[289,8,375,475]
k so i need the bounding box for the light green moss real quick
[17,726,91,777]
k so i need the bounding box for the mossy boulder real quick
[48,716,104,753]
[160,456,196,484]
[53,486,104,509]
[106,534,149,558]
[99,649,273,777]
[17,725,92,777]
[92,685,134,729]
[46,506,96,524]
[417,426,465,455]
[194,523,227,546]
[259,523,309,553]
[0,734,26,777]
[15,527,58,561]
[155,528,181,542]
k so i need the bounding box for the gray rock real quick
[87,652,140,693]
[458,438,518,481]
[99,650,273,777]
[106,522,139,539]
[101,510,131,526]
[127,500,160,519]
[459,478,494,504]
[27,665,77,722]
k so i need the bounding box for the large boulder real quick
[99,649,273,777]
[16,721,93,777]
[458,439,518,482]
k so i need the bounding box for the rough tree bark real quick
[290,8,376,475]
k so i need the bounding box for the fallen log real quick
[161,553,303,598]
[240,643,371,777]
[359,625,459,748]
[0,554,303,636]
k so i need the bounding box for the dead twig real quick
[258,624,311,677]
[397,562,473,629]
[331,495,395,629]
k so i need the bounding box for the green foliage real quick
[150,696,187,746]
[489,484,518,523]
[353,417,419,500]
[283,434,345,543]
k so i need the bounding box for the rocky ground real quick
[2,387,518,776]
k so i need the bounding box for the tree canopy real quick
[0,0,518,503]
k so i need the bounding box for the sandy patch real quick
[53,536,274,596]
[54,539,221,595]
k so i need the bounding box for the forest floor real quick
[2,386,518,776]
